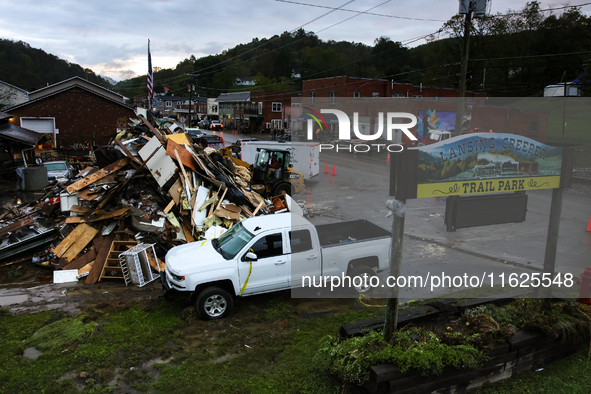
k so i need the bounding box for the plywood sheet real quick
[52,223,98,261]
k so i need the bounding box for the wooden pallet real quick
[98,240,138,281]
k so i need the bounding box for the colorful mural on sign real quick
[412,133,563,198]
[417,110,456,139]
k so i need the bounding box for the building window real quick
[258,102,263,115]
[272,119,282,129]
[272,102,282,112]
[354,91,360,98]
[412,94,423,98]
[372,92,379,97]
[166,101,172,107]
[329,91,337,104]
[392,93,405,98]
[309,92,315,104]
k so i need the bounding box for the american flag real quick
[147,39,154,108]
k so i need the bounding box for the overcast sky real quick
[0,0,584,82]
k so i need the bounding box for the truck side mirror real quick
[244,252,258,261]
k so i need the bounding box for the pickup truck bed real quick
[316,220,391,247]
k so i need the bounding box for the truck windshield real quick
[213,222,254,259]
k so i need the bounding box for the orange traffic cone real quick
[325,163,329,174]
[386,153,390,162]
[587,217,591,232]
[332,164,337,176]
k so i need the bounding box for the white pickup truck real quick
[162,213,391,320]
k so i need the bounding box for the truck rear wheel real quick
[196,286,233,320]
[348,266,377,294]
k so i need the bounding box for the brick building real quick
[5,79,136,148]
[302,75,486,102]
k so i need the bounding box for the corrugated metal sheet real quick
[0,123,43,145]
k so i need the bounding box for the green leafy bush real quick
[314,329,487,384]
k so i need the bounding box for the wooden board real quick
[65,207,131,224]
[85,234,116,284]
[66,158,129,194]
[166,133,191,146]
[167,139,197,171]
[52,223,98,261]
[62,248,97,270]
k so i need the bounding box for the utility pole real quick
[454,1,473,136]
[186,73,199,128]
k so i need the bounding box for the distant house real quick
[0,80,29,110]
[235,77,255,86]
[4,76,135,148]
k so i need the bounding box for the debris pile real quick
[0,111,298,286]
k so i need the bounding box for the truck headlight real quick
[170,272,185,281]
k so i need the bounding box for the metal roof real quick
[0,123,43,146]
[215,92,251,102]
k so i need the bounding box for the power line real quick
[274,0,446,22]
[191,0,357,76]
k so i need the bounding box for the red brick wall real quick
[302,76,486,99]
[7,87,136,147]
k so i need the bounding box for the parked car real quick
[210,120,223,131]
[162,212,391,319]
[193,134,225,150]
[42,161,74,184]
[185,128,206,140]
[199,119,211,129]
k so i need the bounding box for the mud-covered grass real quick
[1,296,589,393]
[0,292,381,393]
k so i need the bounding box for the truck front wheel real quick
[196,286,233,320]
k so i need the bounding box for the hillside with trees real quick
[0,39,112,92]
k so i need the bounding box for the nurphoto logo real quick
[305,109,418,153]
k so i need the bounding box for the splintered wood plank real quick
[70,205,92,214]
[181,222,195,243]
[52,223,98,261]
[139,115,164,142]
[62,248,97,270]
[65,207,131,224]
[167,139,197,170]
[65,158,129,194]
[85,234,116,284]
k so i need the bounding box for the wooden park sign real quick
[384,132,574,341]
[390,133,573,200]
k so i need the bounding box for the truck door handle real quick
[307,255,318,260]
[275,260,286,265]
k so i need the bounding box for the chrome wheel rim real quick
[204,295,227,317]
